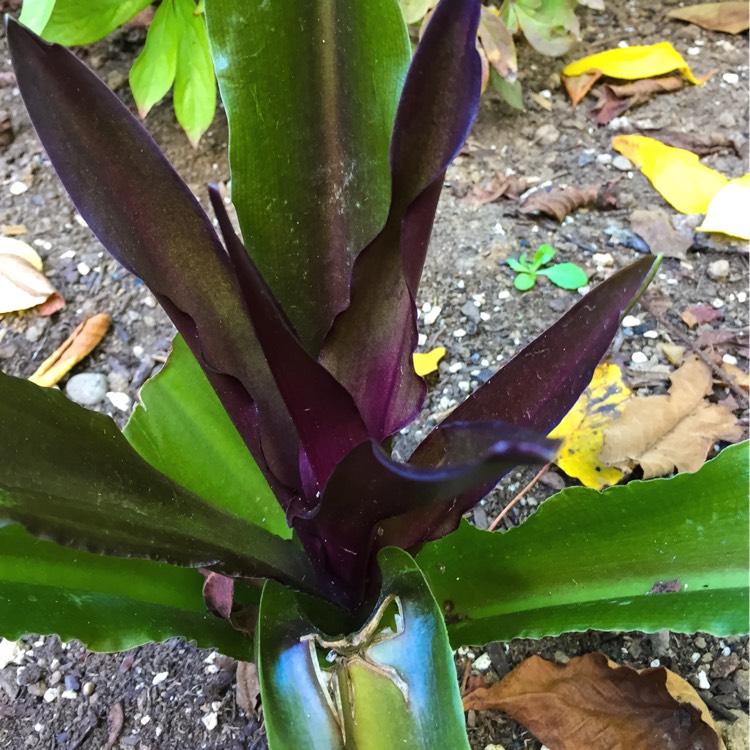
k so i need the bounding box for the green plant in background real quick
[507,243,588,290]
[19,0,216,145]
[400,0,595,109]
[2,0,747,747]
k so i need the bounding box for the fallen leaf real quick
[0,236,64,315]
[637,128,739,157]
[659,342,686,367]
[631,208,693,259]
[600,357,742,478]
[463,653,722,750]
[589,76,685,124]
[104,702,124,750]
[1,223,27,236]
[697,174,750,241]
[549,362,632,489]
[413,346,446,377]
[722,362,749,392]
[640,289,673,318]
[27,314,111,387]
[563,42,706,86]
[562,69,602,107]
[519,181,618,222]
[460,174,529,205]
[399,0,435,24]
[201,570,234,620]
[667,2,750,35]
[680,305,724,329]
[236,662,261,717]
[612,135,728,214]
[479,6,516,82]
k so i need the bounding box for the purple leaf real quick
[295,420,555,608]
[320,0,482,441]
[208,189,369,501]
[6,20,302,489]
[393,256,660,549]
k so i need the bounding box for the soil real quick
[0,2,747,749]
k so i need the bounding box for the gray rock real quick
[65,373,108,406]
[612,155,634,171]
[0,667,19,700]
[707,259,730,282]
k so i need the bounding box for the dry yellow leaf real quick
[562,42,705,85]
[28,314,111,387]
[697,174,750,240]
[548,362,631,489]
[0,236,63,315]
[612,135,728,214]
[722,362,749,392]
[413,346,446,377]
[600,357,741,478]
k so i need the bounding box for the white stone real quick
[0,639,25,669]
[497,290,511,301]
[722,72,739,85]
[65,373,108,406]
[473,653,492,671]
[74,213,88,228]
[631,352,648,365]
[622,315,641,327]
[9,181,28,195]
[712,298,724,309]
[448,363,463,373]
[696,670,711,690]
[152,671,168,686]
[593,253,614,267]
[106,391,132,412]
[453,328,467,339]
[61,690,77,700]
[201,712,218,731]
[650,659,661,668]
[77,261,91,276]
[643,330,659,339]
[423,305,441,325]
[82,682,96,696]
[723,354,738,366]
[43,687,59,703]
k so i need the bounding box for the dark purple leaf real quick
[0,371,319,595]
[391,256,660,549]
[208,189,369,500]
[6,20,300,489]
[320,0,482,441]
[295,420,555,608]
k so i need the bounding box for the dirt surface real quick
[0,2,747,748]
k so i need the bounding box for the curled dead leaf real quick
[600,357,742,478]
[236,661,261,717]
[0,236,64,315]
[28,314,111,387]
[519,181,618,222]
[460,174,529,205]
[636,128,740,158]
[463,653,722,750]
[589,76,684,125]
[666,2,750,35]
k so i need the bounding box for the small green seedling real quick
[507,244,588,291]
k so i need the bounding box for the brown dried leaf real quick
[631,209,693,259]
[600,357,741,478]
[640,289,673,318]
[0,237,63,315]
[722,362,750,392]
[27,313,111,387]
[590,76,685,124]
[463,653,722,750]
[201,570,234,620]
[236,662,261,717]
[562,70,602,107]
[461,174,529,205]
[519,181,618,222]
[667,2,750,35]
[636,128,739,157]
[104,702,124,750]
[680,305,724,328]
[479,7,517,82]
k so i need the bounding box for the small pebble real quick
[82,682,96,696]
[448,363,463,373]
[497,290,511,301]
[77,261,91,276]
[722,72,739,85]
[643,330,658,339]
[453,328,467,339]
[65,373,108,406]
[630,352,648,365]
[723,354,738,366]
[596,153,612,165]
[49,670,61,686]
[43,687,59,703]
[107,391,132,412]
[152,671,168,686]
[201,712,218,731]
[423,305,441,325]
[74,213,88,228]
[622,315,640,328]
[61,689,77,700]
[695,636,707,649]
[696,670,711,690]
[650,659,661,668]
[712,298,724,309]
[737,292,746,303]
[472,653,492,672]
[691,652,702,664]
[535,123,560,146]
[707,260,730,281]
[63,675,79,692]
[612,155,633,171]
[9,181,28,195]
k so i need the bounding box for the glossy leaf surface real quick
[0,525,250,658]
[401,256,659,547]
[205,0,411,350]
[321,0,483,438]
[418,442,749,645]
[258,548,469,750]
[123,335,288,538]
[7,19,298,480]
[0,372,316,593]
[29,0,152,44]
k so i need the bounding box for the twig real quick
[488,463,551,532]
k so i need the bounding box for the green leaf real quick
[398,0,434,24]
[514,272,536,291]
[0,372,317,593]
[258,548,469,750]
[532,243,556,268]
[506,257,527,273]
[418,442,749,644]
[18,0,56,33]
[36,0,152,45]
[174,0,216,146]
[204,0,411,351]
[129,0,180,119]
[538,261,589,290]
[511,0,580,57]
[124,335,288,538]
[490,68,524,110]
[0,524,251,657]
